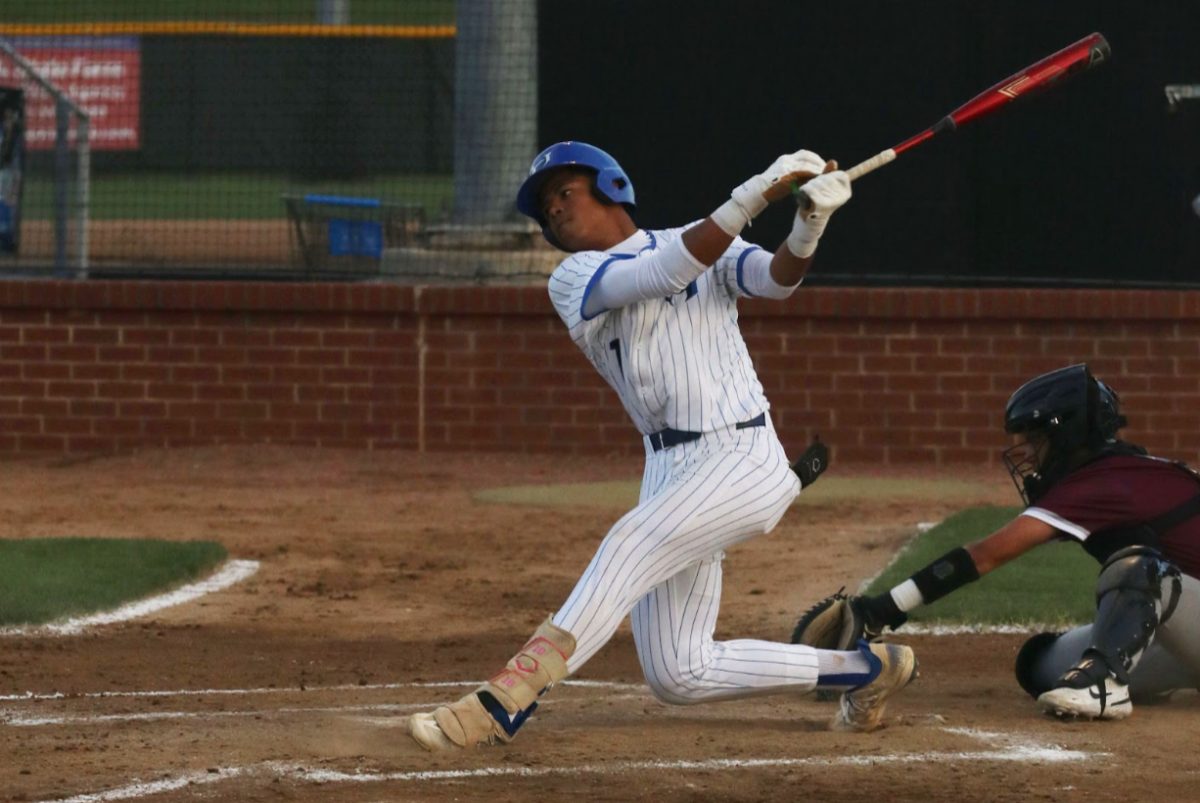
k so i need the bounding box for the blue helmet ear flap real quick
[515,141,636,241]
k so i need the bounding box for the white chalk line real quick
[2,693,651,727]
[0,559,260,637]
[0,678,641,703]
[901,622,1081,635]
[34,728,1104,803]
[2,703,418,727]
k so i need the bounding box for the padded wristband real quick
[786,214,829,258]
[910,547,981,604]
[711,197,752,237]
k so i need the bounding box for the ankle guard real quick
[431,618,576,747]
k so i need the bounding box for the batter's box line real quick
[1,693,652,728]
[0,678,643,703]
[33,729,1107,803]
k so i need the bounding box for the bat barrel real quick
[950,32,1110,127]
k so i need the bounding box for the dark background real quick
[112,37,454,176]
[539,0,1200,286]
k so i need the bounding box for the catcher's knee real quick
[1096,546,1182,623]
[1014,631,1064,698]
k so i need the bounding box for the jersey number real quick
[609,338,624,378]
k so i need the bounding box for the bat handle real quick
[794,148,897,212]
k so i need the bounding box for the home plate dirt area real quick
[1,447,1197,802]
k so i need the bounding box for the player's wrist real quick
[909,546,981,604]
[786,213,828,258]
[711,196,754,236]
[858,592,908,631]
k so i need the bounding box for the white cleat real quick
[1038,679,1132,720]
[408,711,460,751]
[831,642,919,732]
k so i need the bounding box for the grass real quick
[863,506,1099,627]
[4,1,456,25]
[18,172,454,220]
[0,537,228,627]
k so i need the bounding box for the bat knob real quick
[791,183,815,213]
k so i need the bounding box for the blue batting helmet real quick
[515,141,636,227]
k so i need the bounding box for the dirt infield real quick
[17,220,293,265]
[1,447,1197,803]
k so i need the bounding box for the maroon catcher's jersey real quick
[1022,454,1200,578]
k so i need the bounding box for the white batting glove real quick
[787,170,851,258]
[711,150,828,236]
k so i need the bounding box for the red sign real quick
[0,36,141,151]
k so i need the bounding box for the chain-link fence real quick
[0,0,555,280]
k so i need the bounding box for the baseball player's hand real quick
[737,150,828,212]
[711,149,827,236]
[786,170,852,258]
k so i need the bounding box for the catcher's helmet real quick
[515,141,635,249]
[1002,364,1127,504]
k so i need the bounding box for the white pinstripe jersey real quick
[547,226,771,435]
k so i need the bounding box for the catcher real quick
[793,364,1200,720]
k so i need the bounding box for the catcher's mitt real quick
[789,588,868,650]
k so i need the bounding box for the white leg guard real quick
[410,619,576,751]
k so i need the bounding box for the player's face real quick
[539,170,626,251]
[1008,431,1050,470]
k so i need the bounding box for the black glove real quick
[791,436,830,487]
[852,593,908,637]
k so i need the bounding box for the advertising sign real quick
[0,36,140,151]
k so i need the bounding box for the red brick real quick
[197,384,245,401]
[122,364,170,382]
[275,366,321,384]
[118,399,166,417]
[168,401,218,419]
[44,379,96,400]
[268,402,319,420]
[69,399,115,416]
[247,348,297,364]
[218,402,267,419]
[147,382,196,401]
[18,434,66,450]
[24,363,71,380]
[298,385,346,403]
[121,327,171,346]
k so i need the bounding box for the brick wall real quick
[1,281,1198,465]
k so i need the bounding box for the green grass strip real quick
[20,172,454,221]
[0,537,227,627]
[474,476,1001,509]
[863,506,1098,627]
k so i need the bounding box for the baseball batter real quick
[821,364,1200,720]
[407,141,918,750]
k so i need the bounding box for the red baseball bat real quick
[798,32,1111,208]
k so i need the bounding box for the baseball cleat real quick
[1037,658,1131,720]
[408,711,460,751]
[1038,683,1132,720]
[830,642,918,732]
